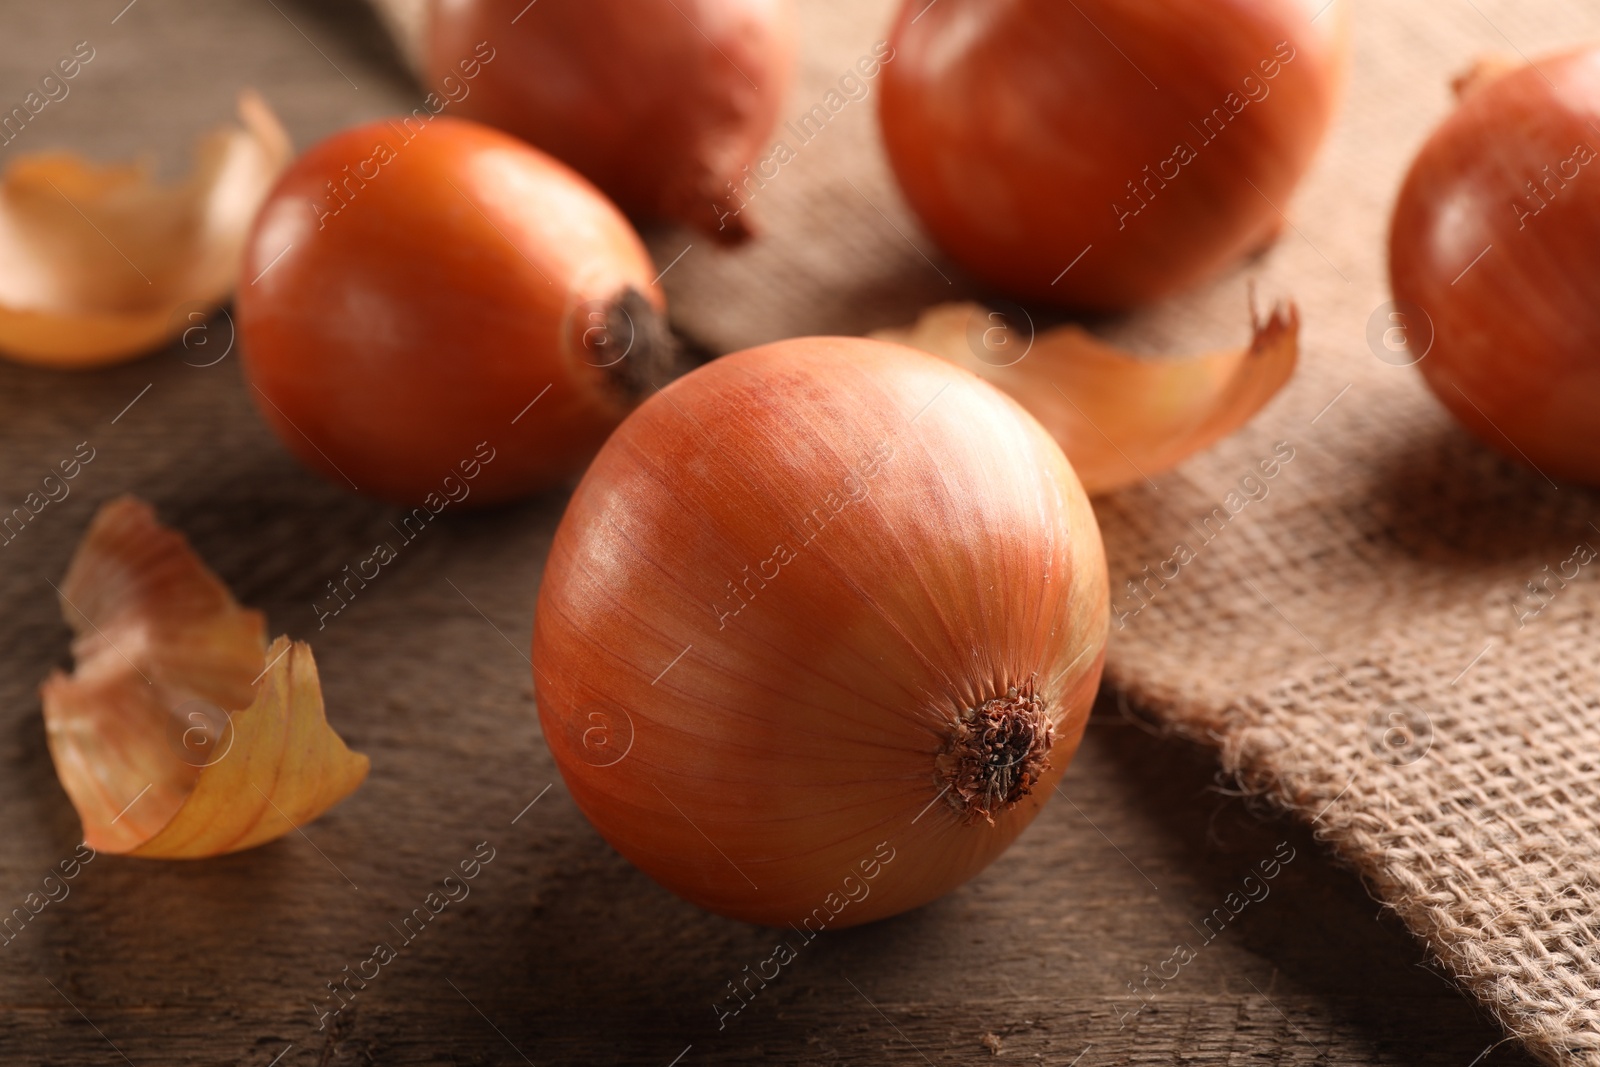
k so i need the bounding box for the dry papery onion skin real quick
[877,0,1345,309]
[1390,47,1600,486]
[0,91,290,368]
[872,300,1299,496]
[532,336,1109,928]
[40,496,368,858]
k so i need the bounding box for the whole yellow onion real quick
[533,336,1108,926]
[878,0,1346,309]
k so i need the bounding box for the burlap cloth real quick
[635,0,1600,1062]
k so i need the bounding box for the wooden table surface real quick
[0,2,1542,1064]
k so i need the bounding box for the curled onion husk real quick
[877,0,1345,309]
[532,337,1108,927]
[872,300,1299,495]
[40,497,368,857]
[1389,47,1600,486]
[426,0,794,242]
[0,91,290,368]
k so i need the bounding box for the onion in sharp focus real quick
[427,0,794,242]
[532,337,1108,927]
[1389,47,1600,486]
[877,0,1344,309]
[238,117,676,506]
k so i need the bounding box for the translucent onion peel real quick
[871,301,1299,495]
[40,497,368,857]
[0,90,291,368]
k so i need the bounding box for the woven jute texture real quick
[646,0,1600,1062]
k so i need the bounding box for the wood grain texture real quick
[0,1,1540,1064]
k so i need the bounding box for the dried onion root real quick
[0,90,290,368]
[40,497,367,857]
[871,300,1298,495]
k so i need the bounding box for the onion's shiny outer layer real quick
[1389,49,1600,486]
[532,337,1108,927]
[428,0,793,242]
[878,0,1344,309]
[237,117,665,506]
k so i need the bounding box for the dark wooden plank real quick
[0,1,1538,1064]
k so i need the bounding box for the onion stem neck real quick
[597,287,694,401]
